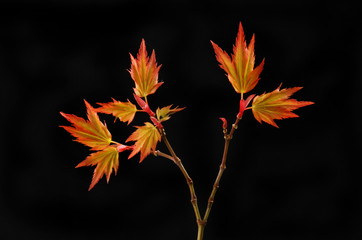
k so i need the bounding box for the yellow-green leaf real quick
[129,39,163,98]
[126,122,161,162]
[211,22,264,94]
[76,146,119,191]
[97,99,138,125]
[60,100,112,150]
[156,105,185,122]
[252,85,314,128]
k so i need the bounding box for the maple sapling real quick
[60,22,314,240]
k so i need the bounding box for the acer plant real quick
[60,22,314,240]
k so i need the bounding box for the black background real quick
[1,1,361,240]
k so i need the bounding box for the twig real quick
[158,128,203,239]
[154,150,177,164]
[201,116,242,237]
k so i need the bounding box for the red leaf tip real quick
[219,117,227,129]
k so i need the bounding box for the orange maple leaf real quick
[126,122,161,162]
[76,145,131,191]
[97,98,138,125]
[129,39,163,98]
[251,85,314,128]
[60,100,112,150]
[211,22,265,96]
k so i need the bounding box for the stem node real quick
[197,219,207,226]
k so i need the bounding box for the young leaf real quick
[211,22,265,95]
[97,99,138,125]
[129,39,163,98]
[156,105,185,122]
[126,122,161,162]
[60,100,112,150]
[219,117,228,130]
[251,85,314,128]
[76,146,120,191]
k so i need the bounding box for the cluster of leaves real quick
[60,39,183,190]
[61,22,313,191]
[211,23,313,127]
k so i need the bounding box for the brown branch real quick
[202,116,242,225]
[158,128,203,228]
[154,150,177,164]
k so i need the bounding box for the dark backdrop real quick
[1,1,361,240]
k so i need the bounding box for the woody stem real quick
[154,150,176,163]
[159,128,204,239]
[201,116,242,236]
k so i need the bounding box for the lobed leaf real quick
[60,100,112,150]
[76,146,120,191]
[211,22,264,94]
[156,105,185,122]
[126,122,161,162]
[97,99,138,125]
[129,39,163,98]
[251,85,314,128]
